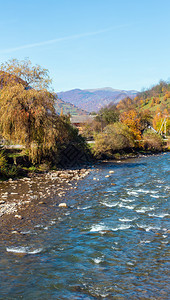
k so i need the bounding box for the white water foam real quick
[150,195,160,198]
[6,246,43,254]
[100,201,119,208]
[136,206,156,213]
[34,224,44,228]
[77,205,91,210]
[20,230,37,235]
[90,223,131,233]
[64,212,70,216]
[161,240,168,244]
[128,189,160,197]
[127,191,139,196]
[49,220,56,225]
[134,189,158,194]
[93,257,104,264]
[121,199,135,203]
[148,213,169,218]
[140,240,151,244]
[118,224,132,230]
[119,217,137,222]
[118,203,135,210]
[136,208,147,213]
[90,224,109,232]
[127,262,134,266]
[137,224,160,232]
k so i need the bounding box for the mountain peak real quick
[57,88,138,112]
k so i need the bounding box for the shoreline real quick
[95,150,169,164]
[0,151,168,236]
[0,168,90,237]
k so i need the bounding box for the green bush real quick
[6,165,18,177]
[38,162,51,172]
[0,151,7,175]
[93,122,135,158]
[0,151,18,178]
[143,130,163,151]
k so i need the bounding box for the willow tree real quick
[0,59,59,163]
[0,58,52,90]
[0,83,62,162]
[0,59,88,164]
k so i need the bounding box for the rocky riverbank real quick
[0,168,90,236]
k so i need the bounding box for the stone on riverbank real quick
[0,167,90,219]
[14,214,22,219]
[58,203,68,208]
[0,200,6,205]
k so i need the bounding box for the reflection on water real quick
[0,153,169,299]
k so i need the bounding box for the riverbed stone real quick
[0,167,90,218]
[14,214,22,219]
[58,203,68,208]
[39,201,46,205]
[0,200,6,205]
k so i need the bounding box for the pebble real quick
[14,215,22,219]
[58,203,68,208]
[0,200,6,205]
[0,168,90,218]
[39,201,46,205]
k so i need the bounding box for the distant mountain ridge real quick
[57,87,138,112]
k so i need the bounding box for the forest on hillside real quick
[82,81,170,158]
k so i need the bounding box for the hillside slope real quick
[53,95,88,116]
[115,81,170,136]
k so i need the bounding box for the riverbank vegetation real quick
[0,58,169,178]
[82,81,170,158]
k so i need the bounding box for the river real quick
[0,153,169,299]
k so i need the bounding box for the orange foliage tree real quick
[120,109,142,143]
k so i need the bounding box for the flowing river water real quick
[0,153,169,299]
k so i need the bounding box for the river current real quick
[0,153,169,299]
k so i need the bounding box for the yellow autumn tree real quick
[0,58,52,90]
[152,108,169,135]
[0,59,86,164]
[120,109,142,142]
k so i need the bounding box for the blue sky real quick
[0,0,170,92]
